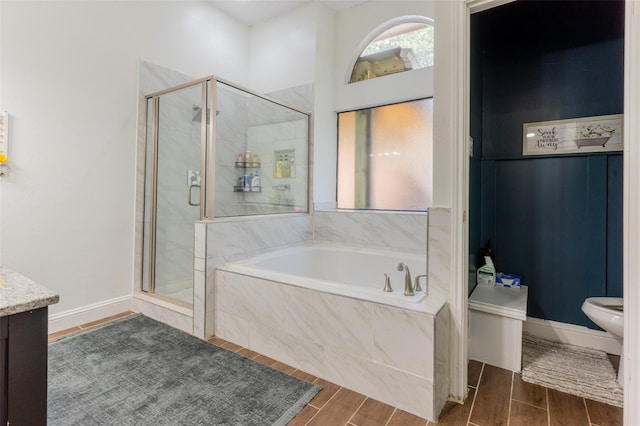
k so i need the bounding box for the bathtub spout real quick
[397,263,414,296]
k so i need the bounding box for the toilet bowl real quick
[581,297,624,387]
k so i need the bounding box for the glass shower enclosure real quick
[141,77,310,306]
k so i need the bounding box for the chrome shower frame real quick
[141,74,311,299]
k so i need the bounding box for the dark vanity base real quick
[0,307,48,426]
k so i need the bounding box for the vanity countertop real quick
[0,267,59,317]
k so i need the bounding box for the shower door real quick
[142,83,208,306]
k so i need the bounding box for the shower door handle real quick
[188,184,200,206]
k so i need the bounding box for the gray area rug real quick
[48,315,321,425]
[521,333,623,407]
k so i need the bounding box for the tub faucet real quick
[397,262,414,296]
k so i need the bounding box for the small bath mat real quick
[521,333,623,407]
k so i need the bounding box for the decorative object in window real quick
[350,22,434,84]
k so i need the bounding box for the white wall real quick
[248,3,319,93]
[0,1,249,315]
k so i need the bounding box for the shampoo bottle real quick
[477,256,496,287]
[243,174,251,192]
[289,157,296,178]
[276,155,284,178]
[251,171,260,192]
[283,155,291,177]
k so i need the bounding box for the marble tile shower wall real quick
[214,84,249,217]
[242,119,308,212]
[216,83,313,217]
[153,91,202,294]
[313,210,428,253]
[135,61,197,295]
[215,83,311,218]
[215,120,308,218]
[267,83,314,113]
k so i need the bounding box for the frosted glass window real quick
[337,98,432,211]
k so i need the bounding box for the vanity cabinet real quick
[0,316,7,423]
[0,308,49,426]
[0,269,59,426]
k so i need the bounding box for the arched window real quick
[349,21,434,84]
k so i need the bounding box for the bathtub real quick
[219,242,430,308]
[214,241,449,421]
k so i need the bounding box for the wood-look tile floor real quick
[50,313,624,426]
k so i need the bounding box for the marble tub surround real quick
[204,213,312,337]
[426,207,451,295]
[0,267,59,316]
[206,214,312,260]
[312,210,427,253]
[214,269,448,421]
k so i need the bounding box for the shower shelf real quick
[233,186,262,193]
[235,162,261,168]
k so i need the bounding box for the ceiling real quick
[210,0,369,26]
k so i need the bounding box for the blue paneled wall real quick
[470,1,624,328]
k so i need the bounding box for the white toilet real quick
[581,297,624,387]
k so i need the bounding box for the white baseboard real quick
[524,317,622,356]
[48,295,132,334]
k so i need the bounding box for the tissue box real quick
[496,273,521,288]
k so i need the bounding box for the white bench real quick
[468,284,528,372]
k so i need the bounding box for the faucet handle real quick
[414,274,427,292]
[383,273,393,292]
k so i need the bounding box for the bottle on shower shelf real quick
[289,157,296,178]
[243,174,251,192]
[251,171,260,192]
[283,155,291,178]
[275,155,284,178]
